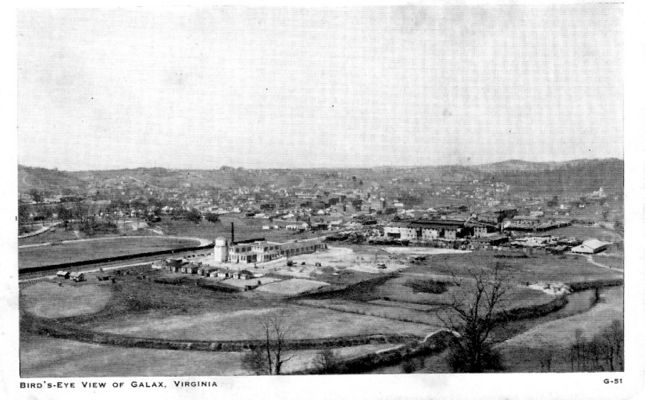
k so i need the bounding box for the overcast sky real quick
[17,5,623,170]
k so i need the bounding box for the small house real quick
[56,271,70,279]
[181,264,199,274]
[234,270,254,280]
[70,272,85,282]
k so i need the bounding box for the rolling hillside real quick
[18,158,624,196]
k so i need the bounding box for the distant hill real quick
[481,159,623,195]
[18,158,623,196]
[18,166,87,193]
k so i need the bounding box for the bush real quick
[404,279,449,294]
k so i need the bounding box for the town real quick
[18,159,624,376]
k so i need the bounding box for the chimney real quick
[230,222,235,244]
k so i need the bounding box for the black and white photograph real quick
[4,1,645,399]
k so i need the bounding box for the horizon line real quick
[17,157,624,173]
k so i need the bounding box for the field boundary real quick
[21,314,422,352]
[289,329,457,374]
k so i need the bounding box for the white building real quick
[571,239,610,254]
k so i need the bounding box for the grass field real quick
[19,333,394,377]
[296,299,444,326]
[89,305,432,340]
[20,333,247,377]
[255,278,329,295]
[592,254,624,270]
[18,228,83,246]
[406,251,623,284]
[375,275,555,309]
[18,236,200,269]
[21,281,113,318]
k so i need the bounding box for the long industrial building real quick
[213,236,326,264]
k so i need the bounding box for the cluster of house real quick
[380,215,610,255]
[509,236,611,254]
[382,219,501,242]
[56,271,85,282]
[152,258,257,280]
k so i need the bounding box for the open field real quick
[548,224,623,243]
[18,227,82,245]
[281,344,395,373]
[255,278,329,295]
[18,236,200,269]
[22,266,278,326]
[592,254,624,270]
[218,276,282,289]
[19,332,393,377]
[296,299,444,326]
[374,275,555,309]
[89,305,432,340]
[20,333,247,377]
[21,281,113,318]
[406,251,623,284]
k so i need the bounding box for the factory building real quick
[213,235,326,265]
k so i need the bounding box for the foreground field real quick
[500,286,622,348]
[19,333,393,377]
[21,281,113,318]
[89,305,432,340]
[497,286,623,372]
[18,236,200,269]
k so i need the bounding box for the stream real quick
[368,287,610,374]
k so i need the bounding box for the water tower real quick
[213,236,228,263]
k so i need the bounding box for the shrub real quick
[404,279,450,294]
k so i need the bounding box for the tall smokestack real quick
[230,222,235,244]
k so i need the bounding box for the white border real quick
[2,1,644,399]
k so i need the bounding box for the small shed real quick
[56,271,70,279]
[70,272,85,282]
[234,270,254,280]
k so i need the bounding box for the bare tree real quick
[242,311,293,375]
[312,348,344,374]
[438,262,512,372]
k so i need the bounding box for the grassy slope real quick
[20,333,246,377]
[21,282,113,318]
[89,304,432,340]
[406,251,623,284]
[497,286,623,372]
[18,237,198,269]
